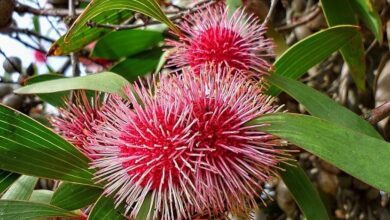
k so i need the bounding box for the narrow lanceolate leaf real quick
[267,25,359,96]
[110,48,163,82]
[89,196,124,220]
[268,74,381,139]
[350,0,383,43]
[321,0,366,91]
[51,182,103,211]
[92,30,164,59]
[30,190,54,204]
[280,164,329,220]
[251,113,390,192]
[15,72,129,97]
[26,74,69,107]
[0,170,19,194]
[1,175,38,200]
[0,104,95,186]
[65,0,179,45]
[49,10,132,56]
[0,200,79,219]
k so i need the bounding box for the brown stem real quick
[15,2,83,17]
[275,6,321,32]
[365,101,390,125]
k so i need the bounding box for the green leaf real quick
[32,16,41,34]
[321,0,366,91]
[89,196,124,220]
[251,113,390,192]
[1,175,38,200]
[280,164,329,220]
[0,104,95,186]
[0,171,19,194]
[135,193,155,220]
[267,25,359,96]
[51,182,103,211]
[350,0,383,43]
[30,190,54,204]
[226,0,242,14]
[49,10,132,55]
[65,0,179,47]
[92,30,164,59]
[26,74,68,107]
[267,74,381,139]
[110,48,163,82]
[15,72,129,97]
[0,200,79,219]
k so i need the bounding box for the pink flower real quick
[166,4,274,76]
[89,82,199,219]
[160,67,287,215]
[88,67,288,218]
[34,50,47,63]
[50,91,103,158]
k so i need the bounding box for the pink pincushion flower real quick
[88,67,288,219]
[89,82,200,219]
[160,67,287,215]
[50,91,103,158]
[166,4,274,76]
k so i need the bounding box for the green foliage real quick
[51,183,103,211]
[0,105,95,186]
[267,25,359,96]
[350,0,383,43]
[49,10,133,55]
[110,48,163,82]
[279,164,329,220]
[89,196,124,220]
[321,0,366,91]
[268,74,381,138]
[1,175,38,200]
[64,0,179,49]
[26,74,68,107]
[92,30,164,59]
[0,171,19,194]
[29,190,54,204]
[16,72,129,97]
[0,200,79,219]
[251,113,390,192]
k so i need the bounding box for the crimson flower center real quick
[119,110,189,190]
[188,26,251,70]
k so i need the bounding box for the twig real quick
[11,35,46,53]
[275,5,321,32]
[6,27,54,43]
[262,0,279,26]
[364,101,390,125]
[15,2,83,17]
[87,0,214,31]
[68,0,80,77]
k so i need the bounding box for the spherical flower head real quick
[159,67,288,216]
[89,81,201,219]
[166,4,274,76]
[50,91,103,158]
[88,68,288,219]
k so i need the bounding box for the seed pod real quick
[0,84,13,99]
[318,171,338,195]
[0,0,14,29]
[2,56,22,73]
[276,180,296,216]
[2,94,23,110]
[294,25,312,41]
